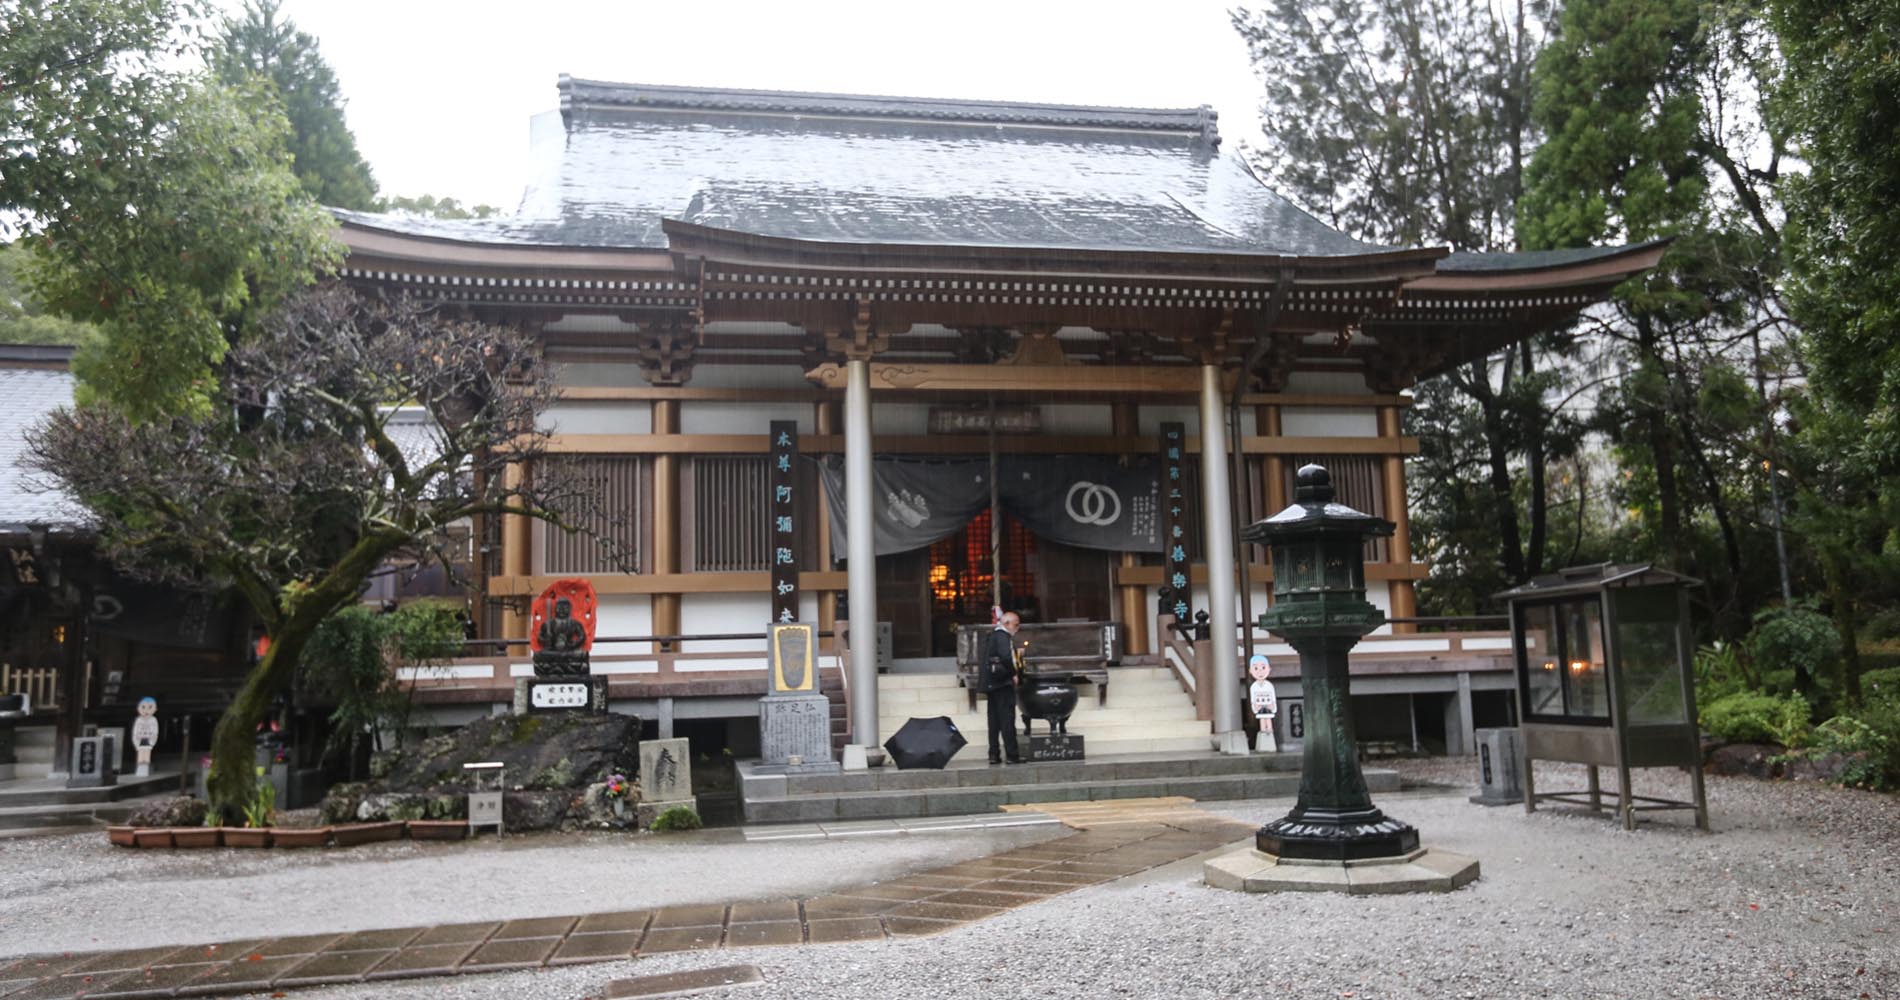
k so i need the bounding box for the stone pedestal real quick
[514,676,608,715]
[1205,845,1480,895]
[1471,727,1526,805]
[757,693,840,773]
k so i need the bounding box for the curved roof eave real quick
[658,219,1449,284]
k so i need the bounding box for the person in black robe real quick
[983,612,1024,764]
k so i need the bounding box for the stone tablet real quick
[639,737,692,802]
[758,693,833,767]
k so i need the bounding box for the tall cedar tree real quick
[1233,0,1579,610]
[212,0,377,211]
[1768,0,1900,706]
[1519,0,1797,642]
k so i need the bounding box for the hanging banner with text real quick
[818,455,1163,557]
[1159,422,1193,621]
[769,420,799,624]
[995,456,1160,554]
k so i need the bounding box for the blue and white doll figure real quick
[1248,655,1278,752]
[131,697,159,776]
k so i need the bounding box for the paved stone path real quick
[0,800,1253,1000]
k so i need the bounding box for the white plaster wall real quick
[1040,403,1111,435]
[1369,585,1394,636]
[594,595,655,655]
[680,401,811,434]
[1138,404,1201,437]
[1281,407,1380,438]
[869,401,934,435]
[539,402,652,435]
[551,361,646,388]
[689,364,817,390]
[1284,371,1373,395]
[680,593,772,654]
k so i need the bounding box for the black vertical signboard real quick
[1159,422,1192,622]
[770,420,799,624]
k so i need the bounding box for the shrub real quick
[1701,690,1813,747]
[1693,642,1753,702]
[648,805,702,832]
[1748,605,1840,694]
[1808,709,1899,791]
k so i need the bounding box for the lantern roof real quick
[1494,563,1701,602]
[1242,464,1395,543]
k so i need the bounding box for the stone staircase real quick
[0,727,180,833]
[11,724,55,776]
[874,666,1212,758]
[737,750,1328,825]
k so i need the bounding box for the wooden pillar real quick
[652,399,681,648]
[815,399,839,650]
[1111,402,1149,656]
[1261,404,1287,512]
[1379,404,1418,631]
[501,463,532,644]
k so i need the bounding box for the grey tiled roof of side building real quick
[333,79,1398,258]
[0,366,86,531]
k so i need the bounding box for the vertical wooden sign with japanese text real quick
[770,420,799,624]
[1159,422,1192,622]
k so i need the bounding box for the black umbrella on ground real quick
[883,716,968,770]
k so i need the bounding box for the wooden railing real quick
[395,631,846,696]
[0,664,57,711]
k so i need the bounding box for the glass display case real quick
[1497,564,1707,831]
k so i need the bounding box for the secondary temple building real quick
[338,78,1662,761]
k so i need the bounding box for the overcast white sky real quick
[223,0,1274,211]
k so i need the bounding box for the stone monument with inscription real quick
[756,622,840,773]
[517,578,609,714]
[634,736,696,827]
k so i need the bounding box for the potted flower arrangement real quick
[604,773,633,821]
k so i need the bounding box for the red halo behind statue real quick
[529,578,598,652]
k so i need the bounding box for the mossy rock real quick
[318,712,640,829]
[648,804,702,832]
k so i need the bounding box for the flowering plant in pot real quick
[604,773,632,820]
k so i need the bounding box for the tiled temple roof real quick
[335,78,1396,259]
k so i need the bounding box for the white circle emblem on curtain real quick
[1065,482,1122,526]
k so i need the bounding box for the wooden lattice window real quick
[540,455,648,574]
[686,457,771,572]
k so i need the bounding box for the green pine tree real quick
[211,0,378,211]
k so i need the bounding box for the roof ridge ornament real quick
[557,76,1216,136]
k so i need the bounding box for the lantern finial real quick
[1294,464,1333,503]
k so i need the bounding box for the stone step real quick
[0,770,183,807]
[10,726,56,765]
[874,703,1185,726]
[876,681,1193,707]
[738,759,1401,825]
[876,721,1206,746]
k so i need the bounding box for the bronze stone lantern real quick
[1244,464,1417,860]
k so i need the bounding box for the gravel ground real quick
[3,761,1895,1000]
[0,825,1062,955]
